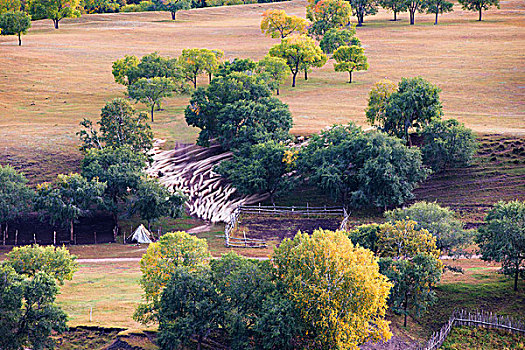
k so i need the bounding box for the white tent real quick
[129,224,154,244]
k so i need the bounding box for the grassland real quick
[1,0,524,183]
[439,327,524,349]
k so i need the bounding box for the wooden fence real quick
[417,309,525,350]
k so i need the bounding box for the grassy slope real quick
[439,327,524,350]
[1,0,524,183]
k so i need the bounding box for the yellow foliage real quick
[377,219,440,259]
[261,9,308,39]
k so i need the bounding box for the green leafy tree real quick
[112,52,183,86]
[404,0,425,24]
[0,165,33,237]
[477,200,525,291]
[349,0,378,26]
[424,0,453,24]
[269,35,327,87]
[0,0,20,14]
[178,48,223,88]
[215,57,257,77]
[378,0,407,20]
[82,0,120,13]
[81,146,146,225]
[333,45,369,83]
[299,124,430,209]
[374,76,443,145]
[319,27,360,54]
[307,0,352,37]
[377,219,440,259]
[5,245,78,285]
[0,10,30,45]
[365,79,397,129]
[161,0,190,20]
[28,0,81,29]
[185,72,283,147]
[134,231,210,324]
[346,223,381,253]
[273,229,393,350]
[420,118,478,172]
[112,55,139,86]
[0,266,68,350]
[128,77,177,122]
[385,202,469,254]
[260,9,308,39]
[216,141,293,204]
[158,267,221,350]
[129,178,186,230]
[34,173,106,243]
[379,253,442,327]
[256,55,289,95]
[78,98,154,153]
[458,0,499,21]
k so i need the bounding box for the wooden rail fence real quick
[417,309,525,350]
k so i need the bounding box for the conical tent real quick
[129,224,154,244]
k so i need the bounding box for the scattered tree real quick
[0,266,68,350]
[112,52,184,87]
[134,231,210,324]
[477,200,525,291]
[273,229,392,349]
[377,219,440,259]
[260,9,308,39]
[385,202,469,254]
[458,0,499,21]
[34,173,106,243]
[405,0,425,24]
[4,244,77,285]
[0,165,33,239]
[178,48,223,87]
[129,178,186,230]
[307,0,352,37]
[421,118,478,172]
[112,55,140,86]
[269,35,327,87]
[378,0,407,20]
[78,98,153,153]
[162,0,190,20]
[333,45,369,83]
[349,0,378,26]
[256,55,289,95]
[128,77,176,122]
[319,27,361,54]
[215,57,257,77]
[0,10,31,46]
[365,79,397,129]
[346,223,381,253]
[216,141,294,204]
[28,0,81,29]
[424,0,453,24]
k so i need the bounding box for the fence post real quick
[14,230,18,246]
[53,231,56,246]
[94,231,97,245]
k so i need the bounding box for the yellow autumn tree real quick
[260,9,308,39]
[377,219,441,259]
[273,229,392,350]
[133,231,211,324]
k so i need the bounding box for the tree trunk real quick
[357,12,364,26]
[292,71,297,87]
[478,8,482,21]
[403,291,408,327]
[208,72,212,83]
[515,263,519,291]
[304,69,308,80]
[348,71,352,83]
[435,12,439,25]
[150,104,155,122]
[171,11,176,20]
[410,11,415,25]
[70,219,74,243]
[18,32,21,46]
[53,19,59,29]
[193,76,197,89]
[394,11,397,21]
[276,87,280,95]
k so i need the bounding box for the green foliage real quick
[184,72,288,148]
[82,0,121,13]
[346,223,381,253]
[161,0,190,19]
[4,244,78,285]
[273,229,393,349]
[370,76,443,145]
[306,0,352,37]
[477,200,525,291]
[215,57,257,77]
[111,55,139,85]
[0,0,21,14]
[134,231,210,324]
[158,267,221,350]
[0,265,68,350]
[78,98,153,153]
[379,253,442,327]
[349,0,378,26]
[0,165,33,226]
[420,118,478,172]
[215,140,294,203]
[299,124,430,209]
[333,44,369,83]
[405,0,426,24]
[365,79,397,130]
[128,77,177,122]
[28,0,81,28]
[385,201,469,254]
[269,34,327,87]
[377,219,440,259]
[378,0,407,20]
[112,52,184,87]
[178,48,223,88]
[319,27,360,54]
[34,173,106,242]
[256,55,289,95]
[458,0,499,21]
[260,9,308,39]
[424,0,453,24]
[0,10,30,45]
[128,177,186,229]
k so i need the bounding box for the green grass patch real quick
[440,326,524,349]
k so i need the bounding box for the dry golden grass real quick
[0,0,524,166]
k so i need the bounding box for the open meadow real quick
[1,0,524,183]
